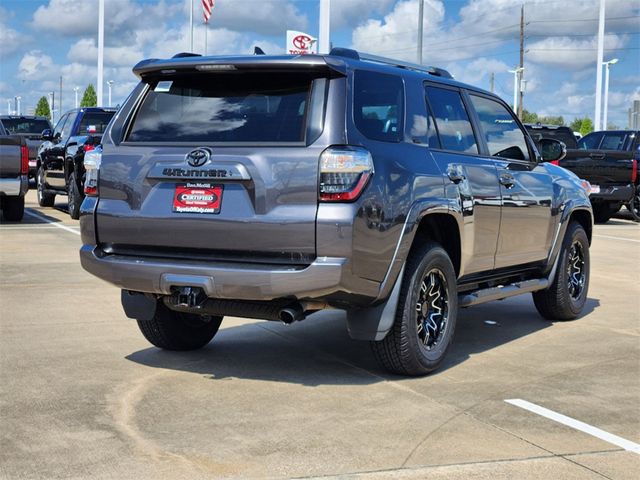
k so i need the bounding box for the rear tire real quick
[2,196,24,221]
[136,301,222,351]
[533,221,590,321]
[626,185,640,222]
[371,242,458,376]
[67,172,83,220]
[36,166,55,207]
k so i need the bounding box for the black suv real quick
[79,49,593,375]
[37,107,116,218]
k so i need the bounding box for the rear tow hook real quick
[171,286,206,309]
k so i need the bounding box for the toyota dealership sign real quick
[286,30,317,55]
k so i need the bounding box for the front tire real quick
[371,242,458,376]
[67,172,83,220]
[533,221,590,321]
[2,196,24,221]
[136,301,222,351]
[36,166,55,207]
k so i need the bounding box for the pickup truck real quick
[0,122,29,221]
[0,115,52,179]
[559,130,639,223]
[36,107,116,219]
[79,49,593,376]
[525,123,579,149]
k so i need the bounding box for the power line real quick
[529,46,640,51]
[526,31,640,38]
[528,15,640,23]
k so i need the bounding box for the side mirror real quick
[539,138,566,163]
[41,129,53,141]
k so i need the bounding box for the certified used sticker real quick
[173,183,223,214]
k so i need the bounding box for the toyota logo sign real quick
[185,148,211,167]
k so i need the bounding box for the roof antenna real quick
[254,46,266,55]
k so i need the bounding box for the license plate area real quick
[173,183,223,214]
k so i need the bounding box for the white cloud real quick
[331,0,396,29]
[18,51,55,81]
[0,7,26,58]
[526,34,628,69]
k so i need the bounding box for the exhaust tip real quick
[279,304,305,324]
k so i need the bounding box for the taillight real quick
[20,145,29,175]
[631,159,637,184]
[83,144,95,153]
[83,146,102,196]
[550,160,560,166]
[319,146,374,202]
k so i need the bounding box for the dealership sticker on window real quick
[173,183,223,214]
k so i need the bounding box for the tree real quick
[35,96,51,120]
[569,117,583,132]
[579,118,594,137]
[521,110,564,126]
[522,109,539,123]
[80,84,97,107]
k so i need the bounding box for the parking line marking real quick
[505,399,640,454]
[594,234,640,243]
[23,210,81,236]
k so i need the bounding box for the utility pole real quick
[59,76,62,115]
[319,0,331,54]
[594,0,606,130]
[97,0,105,106]
[417,0,424,64]
[490,72,495,93]
[517,4,525,120]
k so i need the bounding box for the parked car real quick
[558,130,639,223]
[0,115,52,180]
[36,107,116,219]
[0,122,29,221]
[78,49,592,376]
[525,123,579,149]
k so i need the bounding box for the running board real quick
[458,278,549,307]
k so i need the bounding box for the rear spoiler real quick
[132,55,348,79]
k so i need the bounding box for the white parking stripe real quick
[594,234,640,243]
[23,210,81,236]
[505,399,640,454]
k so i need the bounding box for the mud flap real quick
[346,266,404,341]
[121,290,157,321]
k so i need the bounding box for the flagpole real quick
[204,21,208,55]
[97,0,104,106]
[189,0,194,51]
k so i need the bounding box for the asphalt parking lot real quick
[1,190,639,479]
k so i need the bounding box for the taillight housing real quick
[319,146,374,202]
[20,144,29,175]
[83,146,102,196]
[83,144,95,153]
[631,159,637,184]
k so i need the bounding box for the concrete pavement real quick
[1,191,638,479]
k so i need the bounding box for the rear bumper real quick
[590,184,634,203]
[0,175,28,196]
[80,244,364,301]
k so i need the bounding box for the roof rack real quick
[329,47,453,79]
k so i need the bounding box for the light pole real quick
[602,58,618,131]
[508,67,524,113]
[107,80,114,107]
[7,99,11,115]
[16,96,21,115]
[74,86,80,108]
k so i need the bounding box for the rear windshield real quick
[78,112,115,134]
[525,126,578,149]
[127,73,314,143]
[1,118,51,134]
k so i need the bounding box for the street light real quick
[508,67,524,113]
[602,58,619,131]
[107,80,114,107]
[74,86,80,108]
[16,96,21,115]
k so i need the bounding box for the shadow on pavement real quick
[126,295,601,385]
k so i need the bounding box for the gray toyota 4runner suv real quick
[79,49,593,375]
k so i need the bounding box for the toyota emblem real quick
[185,148,211,167]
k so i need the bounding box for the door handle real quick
[447,165,466,184]
[499,173,515,188]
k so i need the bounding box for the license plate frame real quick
[172,182,223,214]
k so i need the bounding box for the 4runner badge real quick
[185,148,211,167]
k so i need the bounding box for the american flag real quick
[202,0,215,23]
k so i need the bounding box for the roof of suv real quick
[131,48,493,98]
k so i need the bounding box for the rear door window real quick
[578,132,603,149]
[599,132,628,150]
[127,73,315,143]
[353,70,404,142]
[425,86,478,153]
[469,94,530,161]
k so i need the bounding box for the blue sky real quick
[0,0,638,128]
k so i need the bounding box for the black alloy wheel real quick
[416,269,450,352]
